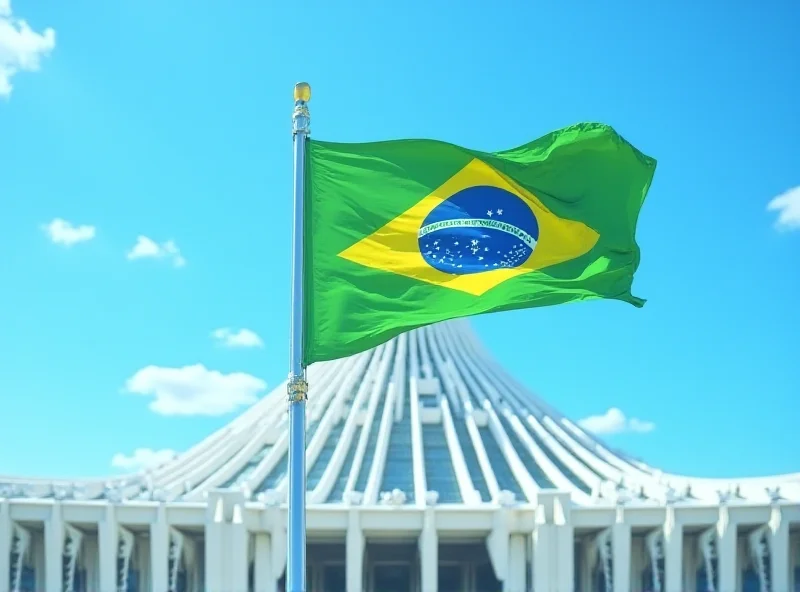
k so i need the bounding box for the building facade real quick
[1,320,799,592]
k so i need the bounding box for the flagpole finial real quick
[294,82,311,103]
[293,82,311,136]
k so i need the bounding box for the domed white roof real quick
[2,320,798,507]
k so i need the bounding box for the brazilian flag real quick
[304,123,656,365]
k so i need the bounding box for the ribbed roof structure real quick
[2,320,798,507]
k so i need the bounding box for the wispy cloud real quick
[126,236,186,267]
[211,327,264,349]
[0,0,56,98]
[125,364,266,416]
[578,407,655,436]
[42,218,96,246]
[111,448,177,472]
[767,186,800,231]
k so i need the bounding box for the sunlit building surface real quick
[1,320,799,592]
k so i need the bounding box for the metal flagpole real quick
[287,81,311,592]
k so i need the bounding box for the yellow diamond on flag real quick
[338,158,601,296]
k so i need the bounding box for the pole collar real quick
[287,375,308,403]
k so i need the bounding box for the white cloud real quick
[111,447,177,472]
[212,327,264,349]
[767,186,800,231]
[0,0,56,98]
[578,407,655,436]
[125,364,266,416]
[42,218,96,246]
[126,236,186,267]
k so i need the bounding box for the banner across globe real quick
[417,185,540,275]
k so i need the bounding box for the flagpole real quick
[287,81,311,592]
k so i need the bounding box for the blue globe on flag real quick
[417,186,539,275]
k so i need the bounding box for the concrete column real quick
[531,493,574,592]
[531,504,552,592]
[227,502,249,592]
[554,494,574,592]
[206,490,248,592]
[98,505,118,592]
[151,505,169,592]
[716,506,737,592]
[663,505,683,592]
[556,527,575,592]
[269,515,287,583]
[506,534,526,592]
[486,510,510,583]
[205,495,224,591]
[612,507,631,592]
[0,501,11,592]
[346,510,364,592]
[419,509,438,592]
[44,502,64,592]
[769,504,790,592]
[254,533,276,592]
[532,524,552,592]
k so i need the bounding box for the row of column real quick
[710,504,791,592]
[529,500,793,592]
[208,502,506,592]
[1,497,796,592]
[0,495,287,592]
[0,501,194,592]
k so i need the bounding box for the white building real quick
[1,320,798,592]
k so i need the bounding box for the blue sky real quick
[0,0,797,480]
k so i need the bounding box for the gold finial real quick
[294,82,311,102]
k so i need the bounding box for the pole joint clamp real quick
[287,375,308,403]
